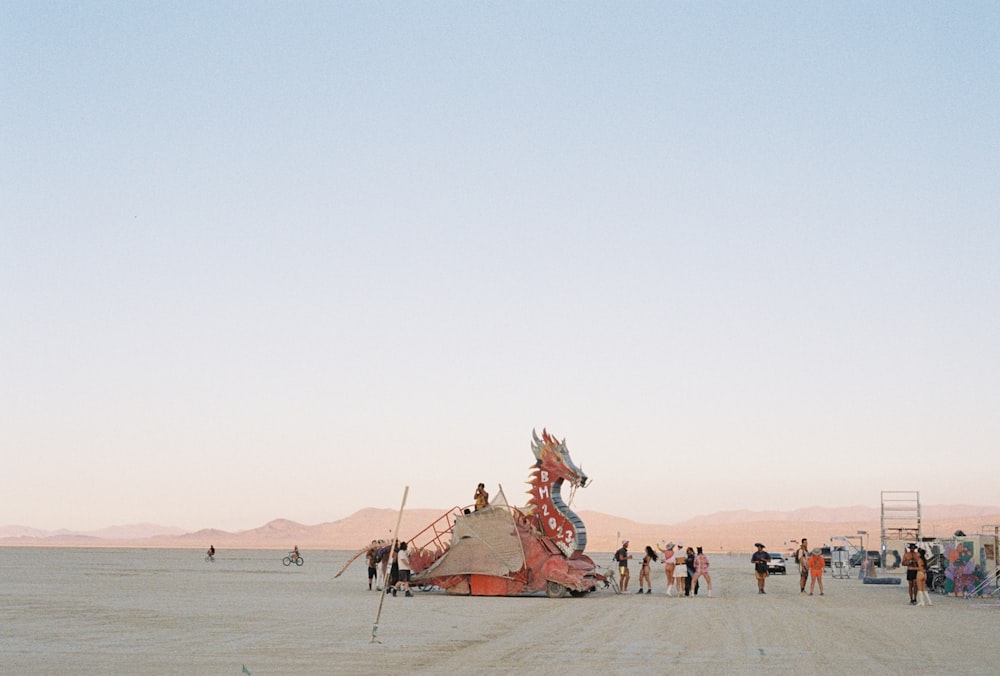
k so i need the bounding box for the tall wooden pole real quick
[371,485,408,643]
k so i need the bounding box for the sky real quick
[2,2,998,532]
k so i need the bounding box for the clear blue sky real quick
[3,2,998,531]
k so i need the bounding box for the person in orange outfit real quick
[807,548,825,596]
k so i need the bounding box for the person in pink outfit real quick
[691,546,712,597]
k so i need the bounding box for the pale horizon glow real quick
[2,3,998,532]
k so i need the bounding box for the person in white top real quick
[672,541,687,596]
[393,541,413,597]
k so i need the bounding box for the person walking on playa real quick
[794,538,810,594]
[902,543,920,604]
[672,541,687,596]
[637,545,657,594]
[614,540,633,593]
[807,548,825,595]
[657,541,676,595]
[691,546,712,598]
[751,543,771,594]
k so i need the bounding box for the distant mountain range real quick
[4,505,999,552]
[0,522,186,540]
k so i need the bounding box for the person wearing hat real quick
[806,548,825,595]
[751,543,771,594]
[672,541,688,595]
[902,543,920,605]
[656,541,677,595]
[614,540,633,593]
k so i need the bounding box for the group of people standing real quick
[752,539,826,595]
[791,539,826,595]
[614,540,712,597]
[365,539,414,597]
[758,538,934,606]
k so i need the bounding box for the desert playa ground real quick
[2,548,997,675]
[364,557,998,676]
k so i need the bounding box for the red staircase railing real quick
[406,505,465,554]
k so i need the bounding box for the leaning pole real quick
[371,485,408,644]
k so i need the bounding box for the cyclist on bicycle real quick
[289,545,300,562]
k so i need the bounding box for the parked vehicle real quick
[768,552,787,574]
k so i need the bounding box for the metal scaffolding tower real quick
[880,491,921,552]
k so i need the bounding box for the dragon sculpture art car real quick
[404,429,603,597]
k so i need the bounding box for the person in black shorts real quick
[751,543,771,594]
[392,541,413,597]
[902,543,920,605]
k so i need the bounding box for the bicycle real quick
[596,564,621,594]
[282,554,304,567]
[928,566,947,594]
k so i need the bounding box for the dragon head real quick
[531,428,589,488]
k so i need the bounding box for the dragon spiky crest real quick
[527,428,589,556]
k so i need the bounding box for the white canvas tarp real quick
[416,487,526,579]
